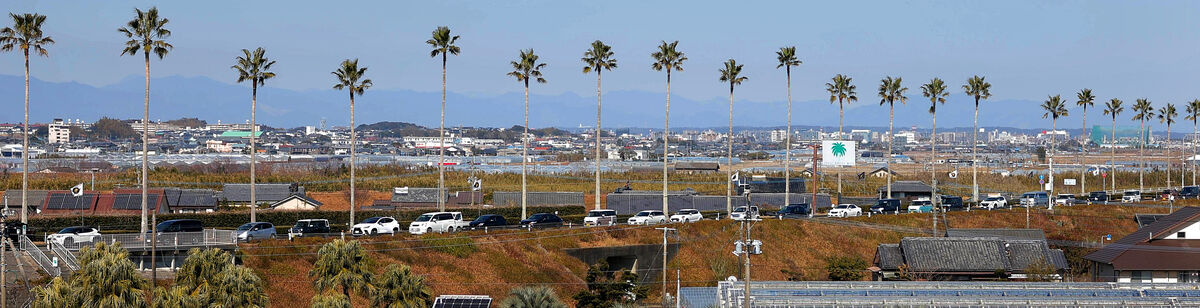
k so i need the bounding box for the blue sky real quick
[2,1,1200,128]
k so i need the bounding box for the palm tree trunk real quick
[1193,119,1197,185]
[1081,108,1087,195]
[1167,126,1172,189]
[250,84,257,223]
[350,92,356,225]
[1112,118,1117,192]
[972,99,979,202]
[727,83,734,213]
[784,68,791,209]
[1139,119,1145,192]
[1050,118,1057,205]
[664,72,672,214]
[522,81,529,220]
[438,54,447,211]
[21,50,28,224]
[838,100,843,200]
[141,52,150,234]
[931,109,938,235]
[887,102,894,199]
[595,70,602,210]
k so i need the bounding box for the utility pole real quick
[656,227,676,302]
[1,217,6,308]
[733,218,762,308]
[810,144,819,217]
[676,269,681,308]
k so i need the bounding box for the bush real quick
[824,255,867,281]
[421,236,477,258]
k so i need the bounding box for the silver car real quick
[236,222,277,241]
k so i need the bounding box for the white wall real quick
[1162,221,1199,239]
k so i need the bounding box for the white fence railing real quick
[20,236,59,277]
[61,229,237,251]
[49,241,79,271]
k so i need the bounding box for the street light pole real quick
[656,227,676,302]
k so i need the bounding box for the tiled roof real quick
[391,188,445,203]
[1084,206,1200,268]
[946,228,1047,241]
[221,183,298,202]
[876,244,904,270]
[900,237,1008,272]
[878,181,931,193]
[2,190,49,207]
[1134,214,1166,228]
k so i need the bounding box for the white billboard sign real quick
[1064,178,1077,186]
[821,140,856,166]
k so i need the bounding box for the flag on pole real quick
[70,183,84,197]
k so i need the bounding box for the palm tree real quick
[962,76,992,202]
[499,286,568,308]
[311,294,352,308]
[427,26,460,211]
[211,266,269,307]
[1159,104,1178,189]
[310,239,373,299]
[878,76,907,198]
[582,40,616,210]
[152,285,199,308]
[1186,99,1200,185]
[174,248,232,293]
[1076,89,1095,195]
[0,13,52,225]
[776,46,801,208]
[719,59,748,213]
[651,41,686,213]
[370,264,432,308]
[1133,98,1154,192]
[31,277,77,308]
[232,47,275,223]
[921,78,948,233]
[507,49,547,219]
[1041,95,1069,203]
[118,6,171,236]
[332,59,372,225]
[825,74,857,199]
[74,243,151,307]
[1104,99,1124,192]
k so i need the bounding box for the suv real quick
[1121,190,1141,203]
[827,204,861,217]
[409,212,469,235]
[583,210,618,226]
[908,200,933,213]
[979,196,1007,209]
[46,226,100,246]
[1019,192,1049,207]
[352,216,401,236]
[670,209,703,223]
[1054,194,1076,206]
[1181,186,1200,199]
[628,210,668,225]
[288,219,330,240]
[940,196,967,211]
[155,219,203,233]
[871,199,901,214]
[236,222,276,242]
[520,213,564,228]
[1087,191,1109,202]
[730,206,760,221]
[469,214,507,229]
[771,204,812,219]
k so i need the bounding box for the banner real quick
[821,140,856,166]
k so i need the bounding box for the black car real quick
[519,213,563,228]
[1181,186,1200,199]
[870,199,901,214]
[1088,191,1109,202]
[940,196,966,211]
[470,214,508,228]
[288,219,331,240]
[155,219,203,233]
[768,204,811,219]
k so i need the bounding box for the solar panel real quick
[112,193,160,210]
[44,193,95,210]
[432,295,491,308]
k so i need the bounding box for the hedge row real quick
[17,205,586,235]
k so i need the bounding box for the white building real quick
[48,119,70,144]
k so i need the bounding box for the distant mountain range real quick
[0,74,1178,133]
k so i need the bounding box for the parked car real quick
[1054,194,1076,206]
[827,204,861,217]
[1019,191,1049,207]
[469,214,508,229]
[46,226,100,246]
[583,209,618,226]
[520,213,564,228]
[1087,191,1109,202]
[1121,190,1141,203]
[236,222,276,242]
[352,216,401,236]
[409,212,469,235]
[628,210,668,225]
[870,199,902,214]
[1181,186,1200,199]
[907,200,933,213]
[669,209,703,223]
[940,196,967,211]
[979,196,1008,209]
[730,206,760,221]
[155,219,203,233]
[770,204,812,219]
[288,219,330,240]
[1161,189,1179,201]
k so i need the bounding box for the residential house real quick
[269,194,323,210]
[877,181,934,201]
[1084,206,1200,283]
[869,167,900,178]
[873,236,1069,281]
[163,188,219,213]
[221,183,304,206]
[93,188,168,215]
[2,190,49,216]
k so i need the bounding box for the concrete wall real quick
[564,243,680,285]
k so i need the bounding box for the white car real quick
[730,206,760,221]
[1121,190,1141,203]
[583,209,618,226]
[827,204,862,217]
[409,212,469,235]
[352,216,401,236]
[627,210,668,225]
[979,196,1008,209]
[46,226,100,247]
[670,209,704,222]
[1054,194,1076,206]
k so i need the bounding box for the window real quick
[1131,271,1153,283]
[1178,232,1187,239]
[1180,271,1200,283]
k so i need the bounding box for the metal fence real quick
[711,281,1200,308]
[49,241,79,271]
[61,229,237,251]
[20,236,60,277]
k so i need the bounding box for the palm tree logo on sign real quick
[832,142,847,157]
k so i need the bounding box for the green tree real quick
[174,248,231,293]
[718,59,747,214]
[1104,99,1124,191]
[1186,99,1200,185]
[427,26,460,211]
[878,76,907,198]
[90,117,139,140]
[152,286,200,308]
[824,255,867,281]
[0,12,53,224]
[210,266,269,308]
[310,239,373,299]
[651,41,686,213]
[311,294,352,308]
[74,243,150,307]
[582,40,617,210]
[1132,98,1154,192]
[232,47,276,223]
[1159,103,1177,189]
[1075,89,1095,194]
[332,59,372,225]
[506,49,547,219]
[962,76,992,202]
[573,261,647,308]
[370,264,432,308]
[825,74,857,200]
[921,77,948,233]
[118,6,172,235]
[776,46,801,209]
[1041,95,1069,200]
[500,286,568,308]
[31,277,78,308]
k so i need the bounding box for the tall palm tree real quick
[962,76,992,202]
[332,59,372,225]
[921,78,948,233]
[1132,98,1154,192]
[651,41,686,213]
[878,76,907,198]
[1104,99,1124,192]
[0,13,52,225]
[582,40,616,210]
[73,243,151,307]
[211,266,269,308]
[118,6,170,235]
[231,47,275,223]
[1041,95,1069,202]
[719,59,748,214]
[310,239,373,299]
[427,26,460,212]
[1159,104,1178,189]
[507,49,547,219]
[1186,99,1200,185]
[1076,89,1095,195]
[499,286,568,308]
[825,74,857,199]
[370,264,433,308]
[776,47,801,208]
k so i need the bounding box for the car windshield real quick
[363,217,382,224]
[636,212,650,217]
[237,223,256,231]
[528,214,547,219]
[415,214,433,222]
[1021,194,1035,198]
[834,205,848,209]
[587,212,607,217]
[57,227,78,234]
[986,197,1001,201]
[733,207,747,212]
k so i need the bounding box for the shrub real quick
[421,236,477,258]
[824,255,867,281]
